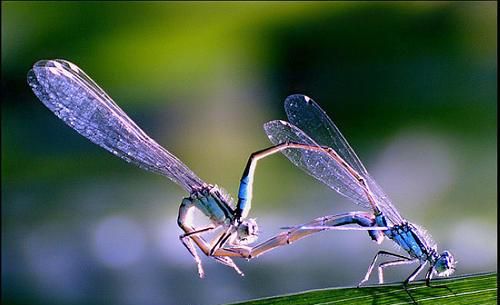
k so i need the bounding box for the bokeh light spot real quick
[92,215,145,268]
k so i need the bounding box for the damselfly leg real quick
[359,251,415,286]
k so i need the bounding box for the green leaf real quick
[227,273,497,305]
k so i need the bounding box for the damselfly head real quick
[236,218,259,245]
[434,250,456,277]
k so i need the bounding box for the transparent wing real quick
[285,94,369,177]
[284,94,404,223]
[28,59,205,193]
[264,120,373,210]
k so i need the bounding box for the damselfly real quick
[27,60,315,277]
[238,94,456,287]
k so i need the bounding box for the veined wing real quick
[28,59,205,193]
[284,94,404,224]
[285,94,369,177]
[264,120,373,210]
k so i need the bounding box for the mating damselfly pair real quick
[28,59,455,287]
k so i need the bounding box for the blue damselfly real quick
[246,94,456,288]
[27,60,309,277]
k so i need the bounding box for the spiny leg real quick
[201,227,244,276]
[404,262,427,285]
[179,234,205,278]
[181,225,216,238]
[177,198,209,277]
[363,254,420,304]
[179,226,225,278]
[424,267,454,294]
[177,198,244,277]
[402,263,427,305]
[358,251,412,287]
[194,229,244,276]
[181,228,244,275]
[209,226,234,256]
[403,283,418,305]
[378,259,418,284]
[212,256,244,276]
[180,235,243,277]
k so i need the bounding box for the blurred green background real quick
[2,2,497,305]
